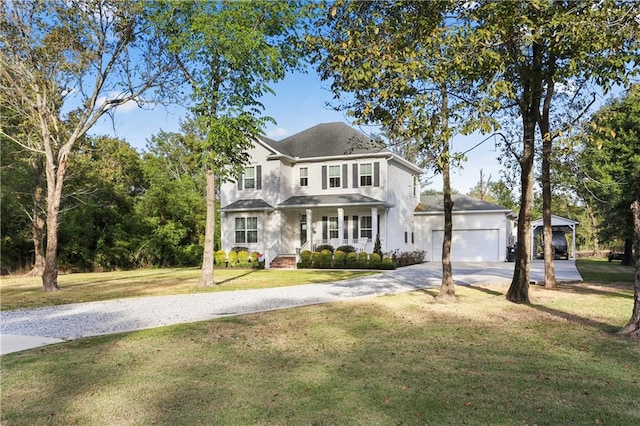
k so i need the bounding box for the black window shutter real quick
[237,175,243,190]
[256,165,262,189]
[353,216,359,239]
[374,162,380,187]
[322,216,328,240]
[405,232,408,244]
[342,164,348,188]
[343,217,348,240]
[322,166,327,190]
[352,163,358,188]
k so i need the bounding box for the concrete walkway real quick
[0,261,582,355]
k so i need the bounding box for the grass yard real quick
[0,268,379,311]
[1,259,639,425]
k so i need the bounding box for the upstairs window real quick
[244,167,255,189]
[300,167,308,187]
[360,163,373,186]
[328,165,341,188]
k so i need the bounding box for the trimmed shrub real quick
[336,245,356,254]
[237,250,250,265]
[231,246,249,253]
[369,252,381,268]
[228,250,238,266]
[311,251,321,267]
[346,252,358,268]
[381,257,397,270]
[358,252,368,268]
[317,249,333,268]
[214,250,227,265]
[298,250,313,268]
[334,250,346,268]
[315,244,334,253]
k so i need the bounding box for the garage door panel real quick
[432,229,499,262]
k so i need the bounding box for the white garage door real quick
[432,229,500,262]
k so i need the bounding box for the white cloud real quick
[267,127,289,139]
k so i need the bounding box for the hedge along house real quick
[414,194,517,262]
[219,123,423,268]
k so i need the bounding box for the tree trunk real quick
[199,167,215,286]
[25,158,46,277]
[619,200,640,336]
[438,153,455,300]
[436,84,455,301]
[622,238,634,266]
[41,152,68,292]
[542,136,557,288]
[506,119,535,304]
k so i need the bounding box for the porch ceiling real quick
[278,194,392,209]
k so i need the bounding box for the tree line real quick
[1,0,638,334]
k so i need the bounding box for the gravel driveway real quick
[0,261,582,354]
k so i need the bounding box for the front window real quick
[360,216,372,239]
[300,167,308,187]
[360,163,373,186]
[244,167,255,189]
[235,217,258,244]
[328,165,341,188]
[329,216,339,239]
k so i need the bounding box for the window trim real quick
[328,165,341,188]
[235,216,258,244]
[360,216,373,239]
[360,163,373,187]
[299,167,308,187]
[244,166,255,189]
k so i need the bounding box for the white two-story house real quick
[220,122,423,268]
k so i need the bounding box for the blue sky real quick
[90,69,506,194]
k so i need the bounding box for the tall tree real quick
[579,86,640,265]
[464,1,639,302]
[147,0,308,286]
[0,0,176,291]
[309,0,498,300]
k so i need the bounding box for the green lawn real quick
[1,260,638,425]
[0,268,379,311]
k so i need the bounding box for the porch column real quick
[306,209,313,249]
[371,206,378,241]
[337,208,344,245]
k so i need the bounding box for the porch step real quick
[270,255,297,269]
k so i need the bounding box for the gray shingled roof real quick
[416,194,513,213]
[271,122,388,158]
[221,199,274,212]
[279,194,391,209]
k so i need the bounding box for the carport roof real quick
[415,194,515,214]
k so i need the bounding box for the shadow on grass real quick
[536,282,633,300]
[462,284,504,296]
[526,302,621,333]
[214,270,256,285]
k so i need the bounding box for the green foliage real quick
[227,251,238,266]
[381,257,397,270]
[215,250,227,265]
[346,252,358,268]
[357,252,368,268]
[373,235,382,258]
[368,253,381,268]
[237,250,250,265]
[579,85,640,243]
[318,249,334,269]
[334,250,346,268]
[311,252,321,268]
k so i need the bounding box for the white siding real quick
[384,158,420,253]
[415,212,511,262]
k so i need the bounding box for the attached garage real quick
[414,194,516,263]
[432,229,500,262]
